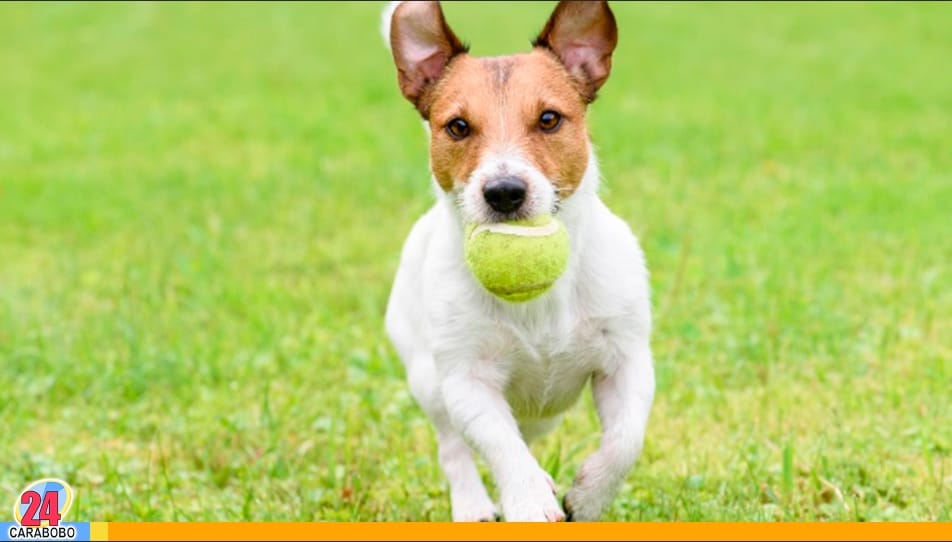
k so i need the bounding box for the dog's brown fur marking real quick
[428,50,590,196]
[391,1,617,200]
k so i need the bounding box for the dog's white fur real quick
[383,2,655,522]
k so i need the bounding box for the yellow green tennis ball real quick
[464,214,569,302]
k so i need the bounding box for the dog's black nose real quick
[483,176,527,214]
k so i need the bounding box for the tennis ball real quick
[464,214,569,302]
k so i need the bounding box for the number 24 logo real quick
[20,490,61,526]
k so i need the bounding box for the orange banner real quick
[104,521,952,541]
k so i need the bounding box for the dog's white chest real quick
[387,190,650,428]
[493,304,615,419]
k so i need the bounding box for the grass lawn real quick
[1,1,949,522]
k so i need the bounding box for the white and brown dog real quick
[383,0,654,522]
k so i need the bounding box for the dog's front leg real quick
[442,372,565,522]
[563,345,655,521]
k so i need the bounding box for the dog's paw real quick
[451,492,499,522]
[500,469,565,522]
[452,505,499,522]
[562,462,620,521]
[562,485,602,522]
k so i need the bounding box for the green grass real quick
[1,1,949,522]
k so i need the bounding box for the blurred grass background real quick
[0,1,949,521]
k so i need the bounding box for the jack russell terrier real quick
[382,0,655,522]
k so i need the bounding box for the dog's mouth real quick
[455,193,562,225]
[487,207,538,224]
[468,207,560,226]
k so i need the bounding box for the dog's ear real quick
[389,1,467,117]
[534,0,618,102]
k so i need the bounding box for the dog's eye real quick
[539,110,562,133]
[445,117,471,140]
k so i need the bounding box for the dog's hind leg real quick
[407,355,498,522]
[434,422,499,522]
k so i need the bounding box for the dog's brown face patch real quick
[427,49,591,197]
